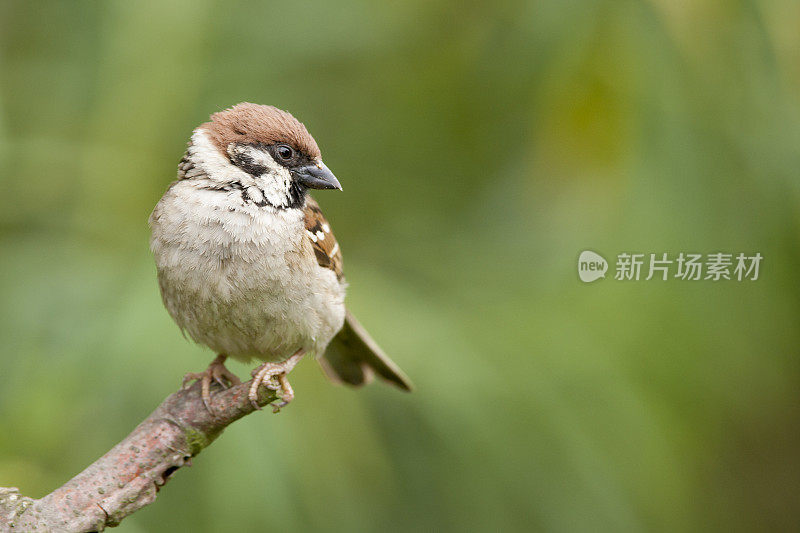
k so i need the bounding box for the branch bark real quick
[0,378,279,532]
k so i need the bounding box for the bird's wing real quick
[320,311,413,392]
[303,195,343,281]
[304,196,411,391]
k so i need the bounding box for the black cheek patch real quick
[231,151,268,176]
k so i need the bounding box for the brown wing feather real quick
[320,311,413,391]
[303,196,344,280]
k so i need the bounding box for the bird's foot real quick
[182,354,241,413]
[249,350,305,413]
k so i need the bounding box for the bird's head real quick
[188,103,340,208]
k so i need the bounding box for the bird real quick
[149,102,412,412]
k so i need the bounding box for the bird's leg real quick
[249,349,305,413]
[182,354,242,413]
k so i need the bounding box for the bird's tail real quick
[319,311,413,391]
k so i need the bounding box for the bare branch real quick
[0,379,279,532]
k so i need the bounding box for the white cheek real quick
[190,129,295,208]
[239,145,275,169]
[258,168,293,207]
[241,147,294,207]
[191,129,253,184]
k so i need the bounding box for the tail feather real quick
[320,311,413,391]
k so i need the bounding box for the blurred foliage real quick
[1,0,799,531]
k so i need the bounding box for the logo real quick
[578,250,608,283]
[577,250,762,283]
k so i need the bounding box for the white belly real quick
[150,182,346,363]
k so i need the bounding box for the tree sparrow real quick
[149,103,411,412]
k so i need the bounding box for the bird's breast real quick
[150,183,345,361]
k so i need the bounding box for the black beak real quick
[291,161,342,190]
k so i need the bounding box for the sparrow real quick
[149,102,411,412]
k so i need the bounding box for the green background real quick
[1,1,799,531]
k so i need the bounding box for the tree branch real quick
[0,379,279,532]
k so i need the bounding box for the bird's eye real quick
[276,144,294,161]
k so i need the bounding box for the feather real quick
[303,195,344,280]
[320,311,413,391]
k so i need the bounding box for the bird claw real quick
[182,355,241,414]
[248,351,304,412]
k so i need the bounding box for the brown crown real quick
[201,102,321,159]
